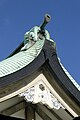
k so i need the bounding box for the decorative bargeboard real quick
[19,81,64,110]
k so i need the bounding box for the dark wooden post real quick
[25,103,35,120]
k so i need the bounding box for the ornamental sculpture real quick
[19,81,64,110]
[21,14,51,51]
[0,14,55,77]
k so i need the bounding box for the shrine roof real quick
[0,24,79,113]
[0,37,80,92]
[0,37,45,77]
[0,14,80,117]
[0,39,80,114]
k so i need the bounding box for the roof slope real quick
[0,39,80,115]
[0,38,45,77]
[0,26,80,116]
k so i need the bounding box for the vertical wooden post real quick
[25,103,35,120]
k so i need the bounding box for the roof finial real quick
[40,14,51,31]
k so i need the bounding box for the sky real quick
[0,0,80,84]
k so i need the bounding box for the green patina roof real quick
[0,37,45,77]
[0,25,79,92]
[0,26,54,77]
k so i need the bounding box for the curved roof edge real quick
[42,40,80,105]
[0,39,80,108]
[58,58,80,91]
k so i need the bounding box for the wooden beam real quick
[35,104,63,120]
[35,104,52,120]
[49,108,63,120]
[0,101,25,115]
[25,103,35,120]
[0,114,24,120]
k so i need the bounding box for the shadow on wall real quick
[0,114,24,120]
[73,116,80,120]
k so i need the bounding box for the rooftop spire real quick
[40,14,51,31]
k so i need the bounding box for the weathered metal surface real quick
[0,23,54,78]
[0,37,45,77]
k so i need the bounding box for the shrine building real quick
[0,14,80,120]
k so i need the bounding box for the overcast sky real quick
[0,0,80,84]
